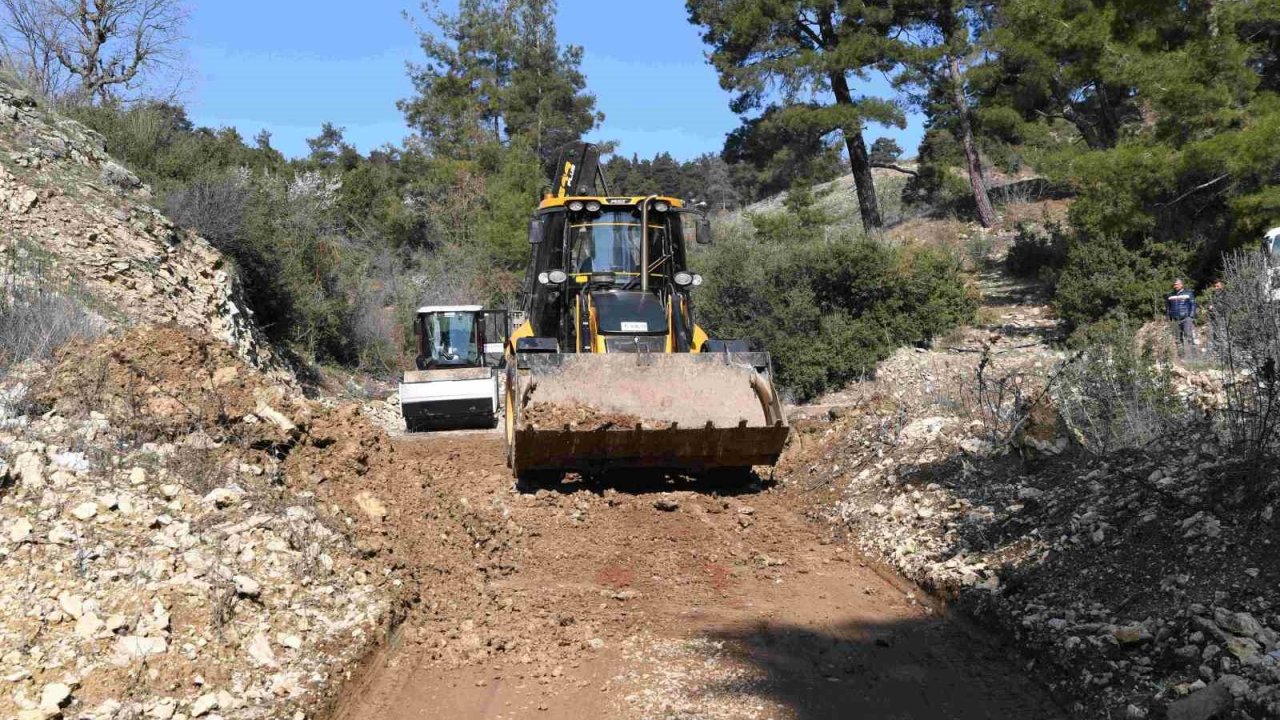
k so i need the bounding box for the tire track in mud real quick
[328,431,1066,720]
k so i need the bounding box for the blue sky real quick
[187,0,923,161]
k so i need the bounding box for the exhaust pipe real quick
[639,195,658,293]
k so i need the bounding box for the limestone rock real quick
[233,574,261,597]
[113,636,168,664]
[354,492,387,522]
[189,693,218,717]
[14,451,45,489]
[8,517,33,543]
[39,682,72,714]
[247,633,278,667]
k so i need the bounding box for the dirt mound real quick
[37,324,304,444]
[521,402,662,431]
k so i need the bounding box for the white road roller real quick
[399,306,507,431]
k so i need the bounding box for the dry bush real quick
[1055,322,1184,454]
[957,348,1066,448]
[1209,251,1280,466]
[0,247,101,373]
[164,171,251,250]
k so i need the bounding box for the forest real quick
[3,0,1277,398]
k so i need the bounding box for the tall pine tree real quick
[688,0,906,230]
[896,0,997,227]
[401,0,600,162]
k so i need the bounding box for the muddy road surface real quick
[330,432,1064,720]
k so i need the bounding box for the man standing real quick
[1167,278,1197,356]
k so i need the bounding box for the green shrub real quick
[694,218,977,401]
[1052,235,1191,332]
[1005,222,1067,278]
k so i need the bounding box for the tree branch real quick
[1157,174,1230,208]
[871,162,918,177]
[793,17,824,49]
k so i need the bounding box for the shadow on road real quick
[700,616,1068,720]
[519,468,776,497]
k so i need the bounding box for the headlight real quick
[673,271,694,287]
[547,269,568,284]
[537,271,551,285]
[585,201,601,212]
[567,200,585,212]
[692,274,704,286]
[653,200,670,212]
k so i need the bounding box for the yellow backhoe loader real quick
[503,143,789,484]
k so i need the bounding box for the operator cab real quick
[400,306,508,432]
[523,196,711,353]
[413,306,506,371]
[569,210,669,278]
[1265,227,1280,261]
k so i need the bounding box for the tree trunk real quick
[948,54,996,228]
[830,72,882,230]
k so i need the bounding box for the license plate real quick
[620,321,649,332]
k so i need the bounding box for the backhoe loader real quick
[503,143,789,482]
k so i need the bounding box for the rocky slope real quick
[0,82,273,369]
[784,269,1280,719]
[0,84,404,719]
[0,327,402,720]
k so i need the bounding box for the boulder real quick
[1166,681,1232,720]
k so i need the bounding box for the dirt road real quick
[329,432,1065,719]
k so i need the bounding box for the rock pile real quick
[0,327,396,719]
[783,304,1280,718]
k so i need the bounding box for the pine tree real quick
[501,0,602,165]
[896,0,997,227]
[401,0,514,158]
[401,0,599,162]
[688,0,907,230]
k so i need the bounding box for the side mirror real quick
[528,219,544,244]
[696,217,712,245]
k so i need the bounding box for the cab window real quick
[569,211,667,274]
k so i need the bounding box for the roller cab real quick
[400,306,506,432]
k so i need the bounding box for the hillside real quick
[0,84,274,370]
[728,168,914,231]
[0,83,407,720]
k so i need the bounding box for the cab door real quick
[480,310,509,367]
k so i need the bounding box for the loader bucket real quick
[506,351,789,475]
